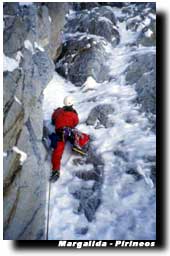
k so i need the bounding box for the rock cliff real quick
[3,2,68,240]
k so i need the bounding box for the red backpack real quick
[72,129,90,156]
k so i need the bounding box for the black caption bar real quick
[57,240,156,249]
[14,240,157,249]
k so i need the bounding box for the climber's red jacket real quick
[51,106,79,171]
[52,106,79,130]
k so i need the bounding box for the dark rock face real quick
[72,2,100,11]
[121,3,156,47]
[84,195,101,222]
[125,51,156,131]
[130,4,156,129]
[121,2,156,16]
[101,2,125,8]
[65,6,118,43]
[3,2,19,15]
[44,3,70,60]
[71,145,104,223]
[3,2,67,240]
[126,168,143,181]
[125,53,155,85]
[72,2,125,11]
[136,69,156,114]
[125,52,156,128]
[137,19,156,47]
[56,35,110,86]
[121,3,156,130]
[75,226,88,235]
[3,2,69,61]
[126,14,156,47]
[86,104,115,128]
[55,5,120,86]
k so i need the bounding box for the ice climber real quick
[50,96,79,182]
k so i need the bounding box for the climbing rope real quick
[46,180,51,240]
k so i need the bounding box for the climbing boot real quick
[50,170,60,182]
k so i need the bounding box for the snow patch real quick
[136,18,151,33]
[145,29,153,38]
[3,54,19,72]
[136,163,154,188]
[86,43,91,48]
[49,16,52,23]
[24,40,34,54]
[3,152,7,158]
[15,51,23,63]
[143,17,151,26]
[148,13,156,20]
[12,146,27,164]
[14,96,22,105]
[118,21,137,45]
[81,76,98,92]
[34,42,45,52]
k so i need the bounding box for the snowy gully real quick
[43,3,156,241]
